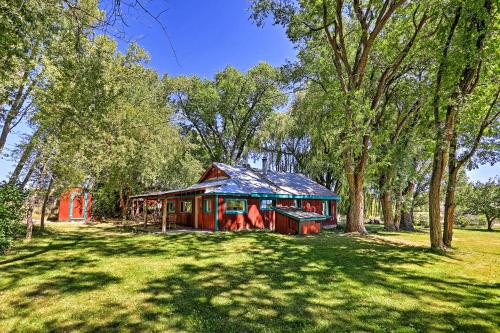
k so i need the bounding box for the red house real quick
[130,160,340,234]
[58,188,92,222]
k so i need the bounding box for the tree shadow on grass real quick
[138,232,499,332]
[1,224,498,332]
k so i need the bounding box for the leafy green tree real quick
[0,0,101,155]
[251,0,434,233]
[168,63,287,165]
[256,87,344,191]
[370,66,430,231]
[0,184,27,254]
[427,0,497,249]
[463,179,499,231]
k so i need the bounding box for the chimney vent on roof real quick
[262,156,268,175]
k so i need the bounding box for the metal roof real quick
[131,162,338,199]
[207,163,337,197]
[274,207,328,221]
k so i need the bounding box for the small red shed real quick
[58,188,92,222]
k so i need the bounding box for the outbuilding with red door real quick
[58,188,92,222]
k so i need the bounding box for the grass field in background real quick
[1,223,498,332]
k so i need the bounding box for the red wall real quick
[165,195,217,229]
[58,192,71,221]
[275,212,297,234]
[219,198,268,231]
[275,212,322,235]
[301,221,321,234]
[164,194,337,232]
[217,197,336,231]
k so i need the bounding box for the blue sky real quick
[0,0,497,181]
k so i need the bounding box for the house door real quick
[194,196,202,229]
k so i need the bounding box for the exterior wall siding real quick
[58,192,71,221]
[301,221,321,234]
[275,213,297,234]
[200,195,215,230]
[167,197,195,227]
[274,212,322,235]
[163,194,337,232]
[200,165,230,182]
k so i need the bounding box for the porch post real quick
[162,199,167,233]
[144,198,147,228]
[215,194,219,232]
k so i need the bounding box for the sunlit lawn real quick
[0,222,498,332]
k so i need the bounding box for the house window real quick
[203,199,212,213]
[180,201,192,213]
[225,199,247,214]
[167,201,176,213]
[293,199,301,208]
[322,200,331,216]
[260,199,276,210]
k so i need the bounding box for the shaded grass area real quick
[0,223,499,332]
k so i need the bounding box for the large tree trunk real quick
[487,217,494,231]
[25,193,35,240]
[40,177,54,232]
[400,211,414,231]
[345,172,367,234]
[343,135,370,235]
[440,0,492,248]
[380,191,394,231]
[443,137,459,247]
[428,139,447,250]
[393,187,403,231]
[399,182,416,231]
[379,172,395,231]
[344,137,369,234]
[427,4,462,251]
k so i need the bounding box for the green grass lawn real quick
[1,223,498,333]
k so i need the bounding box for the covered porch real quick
[128,188,210,233]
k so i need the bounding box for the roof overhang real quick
[202,191,341,201]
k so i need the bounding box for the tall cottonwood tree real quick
[443,86,499,246]
[34,37,202,220]
[168,63,287,165]
[251,0,433,233]
[0,0,102,155]
[427,0,496,250]
[372,71,427,231]
[256,89,344,190]
[463,179,500,231]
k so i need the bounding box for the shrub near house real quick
[0,184,26,254]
